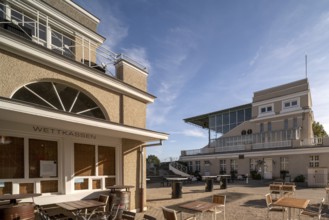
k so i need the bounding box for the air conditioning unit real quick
[307,168,328,187]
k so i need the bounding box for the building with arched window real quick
[180,79,329,186]
[0,0,168,211]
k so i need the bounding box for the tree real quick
[312,121,328,137]
[146,155,160,166]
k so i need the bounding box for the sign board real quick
[40,160,57,177]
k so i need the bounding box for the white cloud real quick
[170,129,206,138]
[121,47,151,71]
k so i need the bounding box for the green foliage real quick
[312,121,328,137]
[250,170,261,180]
[147,155,160,166]
[294,175,305,182]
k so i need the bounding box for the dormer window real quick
[258,104,274,117]
[261,106,272,113]
[281,98,301,113]
[283,99,298,108]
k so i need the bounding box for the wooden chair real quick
[265,193,285,219]
[121,210,136,220]
[162,206,195,220]
[299,198,325,220]
[143,214,157,220]
[211,194,226,220]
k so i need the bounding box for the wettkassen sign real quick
[33,126,96,139]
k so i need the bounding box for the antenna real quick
[305,54,308,78]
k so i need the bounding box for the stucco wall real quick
[0,50,121,122]
[122,139,144,211]
[42,0,98,31]
[116,61,148,92]
[122,96,146,128]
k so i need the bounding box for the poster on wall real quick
[40,160,57,177]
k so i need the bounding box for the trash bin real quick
[172,182,182,198]
[205,179,214,192]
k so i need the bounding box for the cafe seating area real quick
[1,180,329,219]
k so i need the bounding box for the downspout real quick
[139,140,162,211]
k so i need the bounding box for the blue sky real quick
[74,0,329,161]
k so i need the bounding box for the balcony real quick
[0,2,146,76]
[181,129,327,157]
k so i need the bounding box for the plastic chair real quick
[162,206,195,220]
[211,194,226,220]
[265,193,286,219]
[299,198,325,220]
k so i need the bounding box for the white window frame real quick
[280,157,289,171]
[219,160,226,173]
[281,97,301,113]
[230,159,238,171]
[258,104,274,117]
[309,155,319,168]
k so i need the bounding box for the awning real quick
[0,98,168,142]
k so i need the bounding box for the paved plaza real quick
[136,180,329,220]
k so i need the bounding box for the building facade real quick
[180,79,329,185]
[0,0,168,211]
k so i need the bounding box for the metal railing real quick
[0,2,147,75]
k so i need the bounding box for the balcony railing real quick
[181,134,326,157]
[0,2,147,75]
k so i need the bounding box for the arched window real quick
[12,81,106,119]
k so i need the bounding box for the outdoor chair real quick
[299,198,325,220]
[210,194,226,220]
[162,206,195,220]
[36,205,69,220]
[121,210,136,220]
[281,185,295,197]
[143,214,157,220]
[85,194,109,217]
[283,182,295,186]
[269,184,282,200]
[272,182,283,185]
[265,193,286,219]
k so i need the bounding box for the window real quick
[260,123,264,133]
[187,161,193,173]
[29,139,58,178]
[267,122,272,132]
[12,82,106,119]
[283,99,299,109]
[293,117,298,129]
[219,160,226,173]
[230,159,238,171]
[280,157,288,171]
[250,159,256,171]
[309,156,319,167]
[0,136,24,179]
[195,161,200,172]
[260,105,273,114]
[284,119,289,130]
